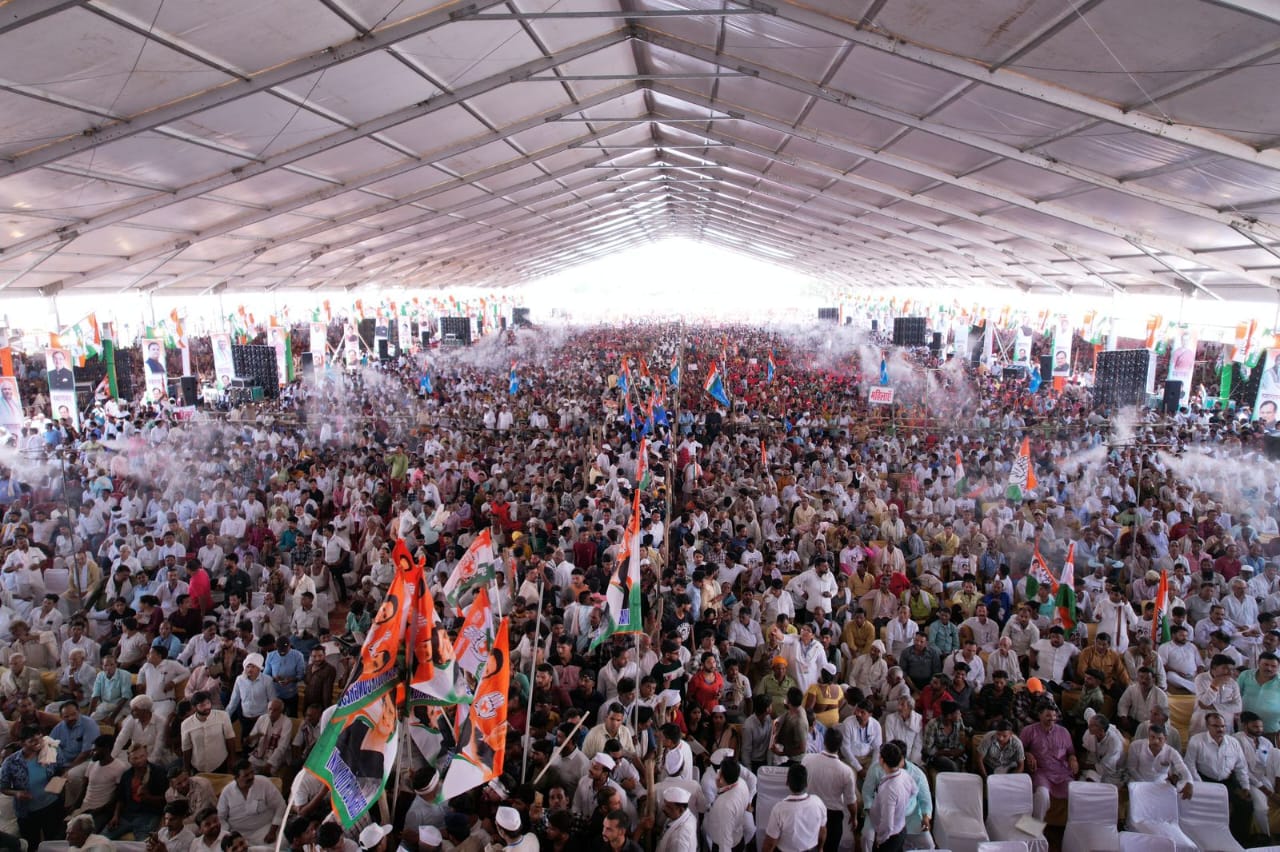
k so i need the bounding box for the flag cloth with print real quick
[954,450,967,498]
[618,358,630,396]
[442,528,498,609]
[1024,537,1059,600]
[766,352,776,384]
[879,357,889,386]
[452,586,494,681]
[703,365,730,408]
[1005,436,1037,501]
[508,362,519,396]
[439,618,511,801]
[305,539,419,827]
[669,362,679,388]
[1055,543,1077,631]
[1152,569,1170,644]
[591,453,646,650]
[407,579,469,708]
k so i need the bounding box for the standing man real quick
[762,763,827,852]
[867,742,916,852]
[653,787,697,852]
[802,728,859,852]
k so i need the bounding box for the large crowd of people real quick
[0,319,1278,852]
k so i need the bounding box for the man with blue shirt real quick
[53,701,100,810]
[264,636,305,716]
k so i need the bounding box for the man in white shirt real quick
[868,742,916,852]
[1117,667,1169,734]
[138,646,190,719]
[1126,723,1191,793]
[1080,712,1126,787]
[704,756,752,852]
[216,760,284,845]
[802,728,859,852]
[1028,626,1078,689]
[654,787,697,852]
[246,698,291,775]
[762,763,828,852]
[75,734,128,820]
[1235,711,1276,837]
[1185,712,1254,844]
[1158,624,1204,692]
[1094,584,1140,654]
[839,700,883,773]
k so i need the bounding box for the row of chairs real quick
[934,772,1252,852]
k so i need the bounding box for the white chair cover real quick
[984,774,1048,852]
[1118,832,1177,852]
[1125,782,1197,852]
[933,771,990,852]
[977,843,1029,852]
[1176,781,1245,852]
[754,764,791,852]
[1063,781,1120,852]
[43,567,69,595]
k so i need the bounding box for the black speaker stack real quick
[1162,380,1183,414]
[230,344,279,399]
[439,317,472,346]
[513,308,531,327]
[1094,349,1150,409]
[892,317,927,347]
[1039,355,1053,379]
[377,339,389,360]
[167,377,198,406]
[358,319,376,350]
[817,308,839,322]
[929,332,943,357]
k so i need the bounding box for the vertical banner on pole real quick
[310,323,328,383]
[211,334,234,388]
[1255,348,1280,425]
[143,338,167,404]
[1166,329,1198,405]
[267,326,288,387]
[397,315,412,354]
[1012,329,1033,368]
[1051,316,1073,377]
[45,349,80,427]
[0,375,23,431]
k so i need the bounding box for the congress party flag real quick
[1152,569,1170,644]
[1005,436,1037,501]
[592,449,646,651]
[1056,543,1077,631]
[408,576,469,708]
[452,586,495,681]
[439,619,511,802]
[443,528,498,609]
[703,364,730,408]
[766,351,776,384]
[304,539,420,827]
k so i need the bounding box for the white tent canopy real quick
[1,0,1279,300]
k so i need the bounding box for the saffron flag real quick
[452,586,494,681]
[761,438,768,469]
[443,529,498,609]
[1056,543,1077,631]
[618,358,630,396]
[1152,569,1170,644]
[408,579,468,708]
[703,365,731,408]
[1006,436,1037,501]
[439,618,511,801]
[305,539,419,827]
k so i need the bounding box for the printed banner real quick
[1255,348,1280,425]
[1051,316,1072,377]
[0,376,23,430]
[439,618,510,802]
[211,333,235,388]
[1012,330,1033,368]
[343,324,362,367]
[443,528,497,609]
[1166,329,1198,405]
[868,386,895,406]
[952,324,970,361]
[143,338,167,403]
[452,586,494,681]
[267,326,288,387]
[49,390,79,427]
[397,315,413,354]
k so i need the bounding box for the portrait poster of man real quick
[45,348,75,391]
[0,376,24,430]
[1012,329,1033,368]
[143,338,167,403]
[1051,315,1073,377]
[1254,348,1280,426]
[267,326,288,386]
[49,389,80,428]
[309,323,328,374]
[343,325,361,367]
[1166,329,1198,405]
[210,333,234,387]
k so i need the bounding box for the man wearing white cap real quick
[654,786,697,852]
[226,653,276,743]
[412,825,442,852]
[660,723,694,782]
[701,747,758,805]
[490,805,537,851]
[358,823,392,852]
[573,753,624,818]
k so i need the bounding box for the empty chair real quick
[1062,781,1121,852]
[934,771,990,852]
[1125,782,1196,852]
[984,774,1048,852]
[1118,832,1177,852]
[1176,781,1245,852]
[978,843,1029,852]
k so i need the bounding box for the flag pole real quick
[389,544,422,823]
[533,712,591,785]
[521,578,544,783]
[271,798,293,852]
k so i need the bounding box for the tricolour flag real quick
[618,358,630,396]
[954,450,967,497]
[443,529,498,609]
[1152,568,1170,644]
[766,351,776,384]
[1006,436,1037,502]
[439,618,511,801]
[591,465,645,650]
[305,539,419,827]
[452,586,494,681]
[1024,537,1059,600]
[703,365,730,408]
[1056,543,1077,631]
[669,362,679,388]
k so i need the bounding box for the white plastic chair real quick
[1176,781,1245,852]
[754,764,791,852]
[933,771,990,852]
[1063,781,1121,852]
[978,843,1029,852]
[1125,782,1197,852]
[43,567,69,596]
[1118,832,1177,852]
[984,774,1048,852]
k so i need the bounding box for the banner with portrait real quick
[210,333,235,388]
[343,324,362,367]
[1165,329,1198,405]
[1012,329,1033,368]
[267,326,288,387]
[309,323,328,380]
[142,338,167,403]
[397,315,412,354]
[1051,316,1073,377]
[952,324,970,361]
[0,376,23,431]
[44,349,76,394]
[49,389,79,427]
[1254,348,1280,426]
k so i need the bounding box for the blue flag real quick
[653,404,669,426]
[879,358,889,386]
[420,374,432,394]
[1029,366,1042,393]
[766,352,776,383]
[703,365,731,408]
[669,363,679,388]
[508,363,519,396]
